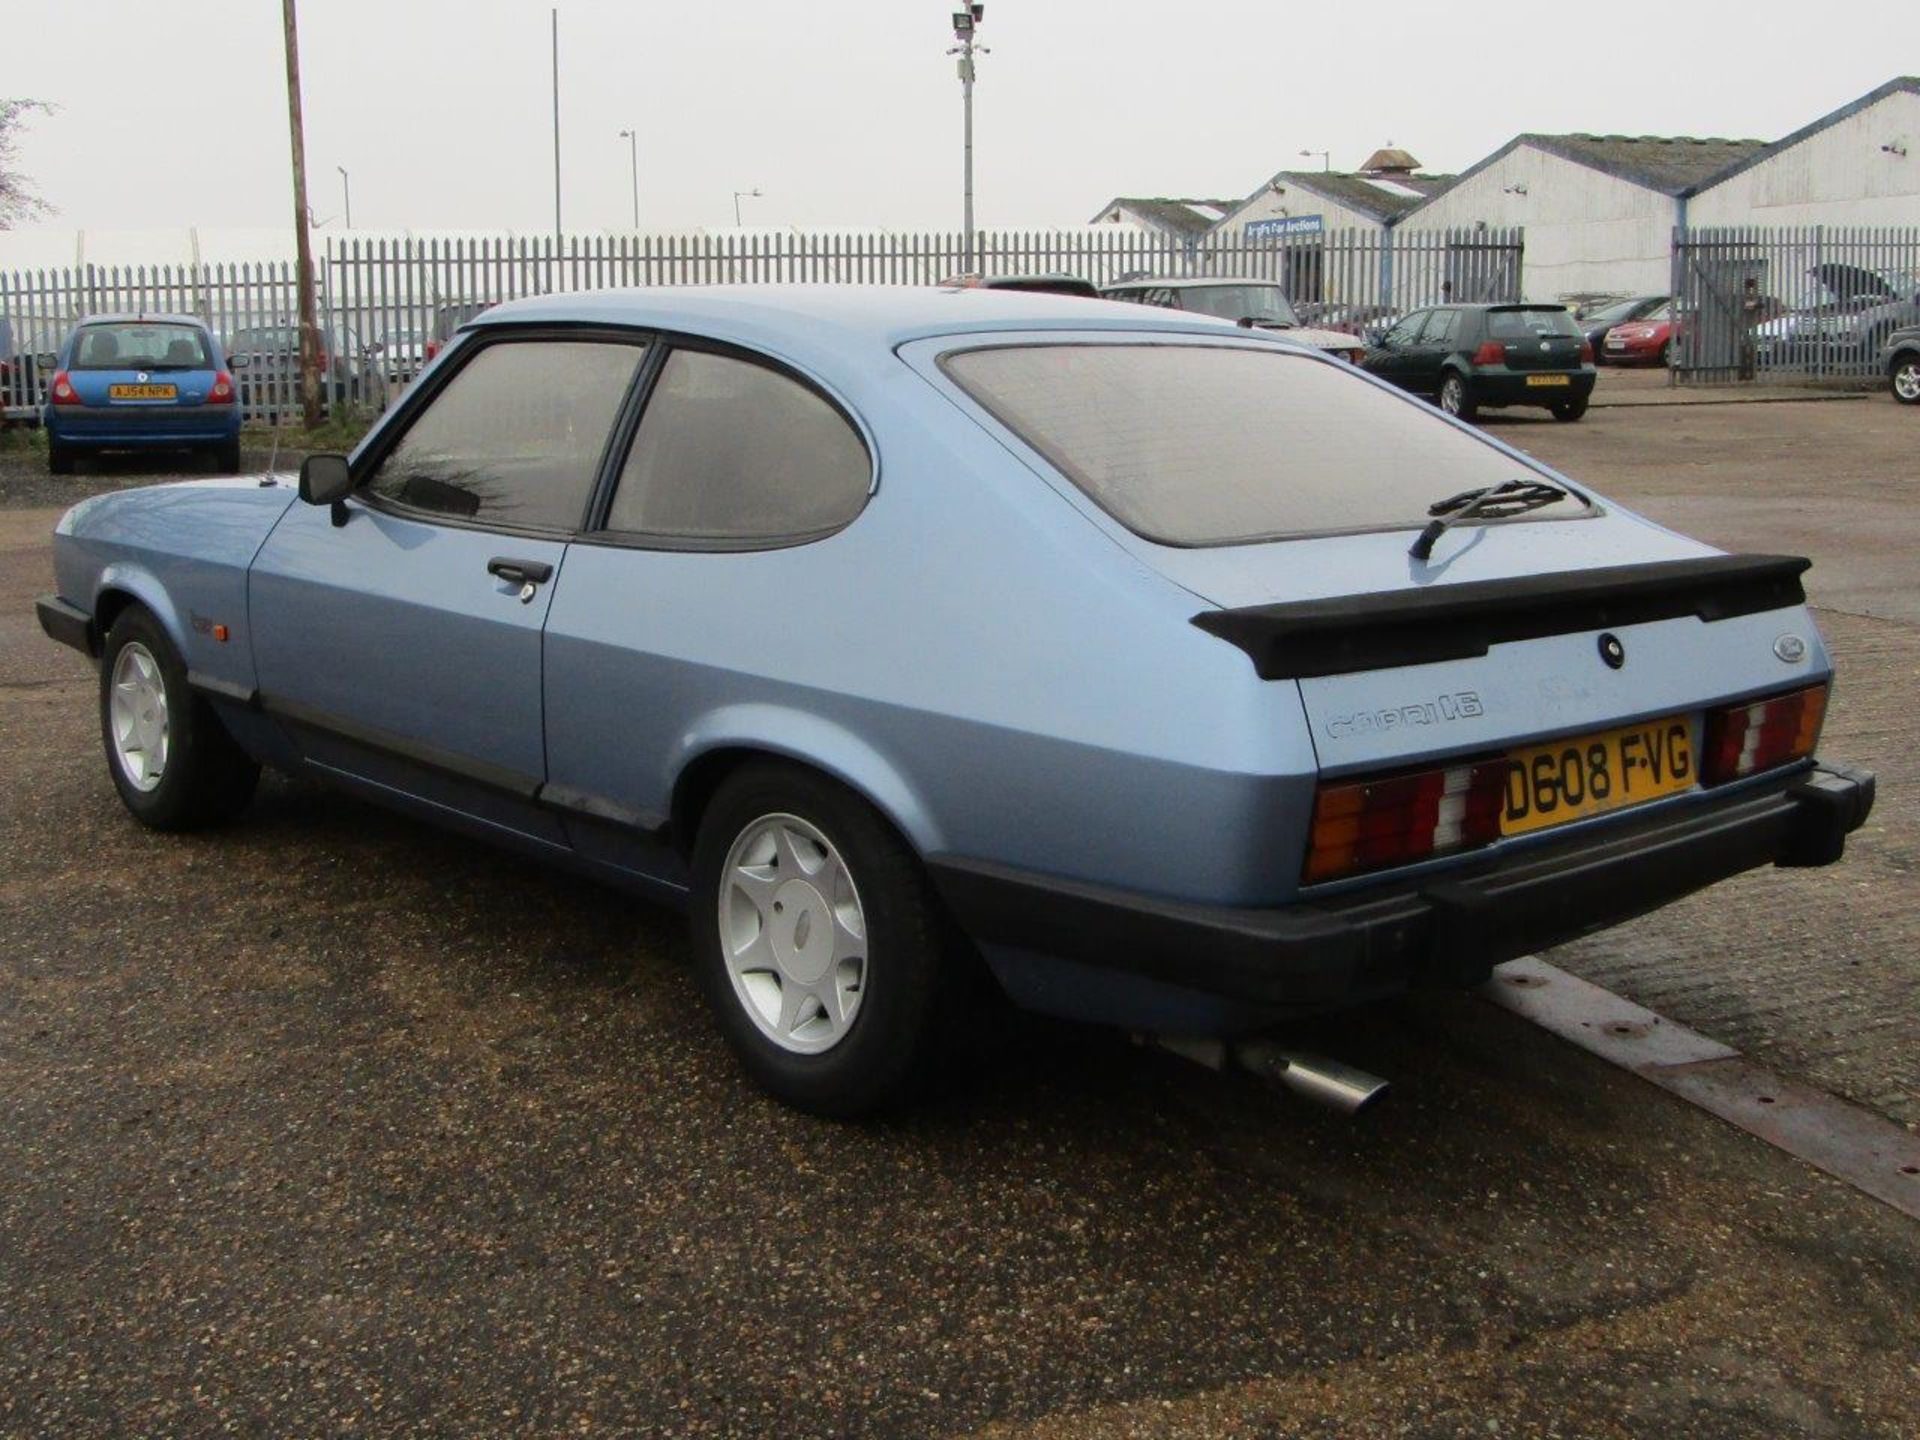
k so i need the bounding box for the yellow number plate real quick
[1524,373,1572,387]
[1501,715,1694,837]
[108,383,177,400]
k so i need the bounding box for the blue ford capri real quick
[44,314,242,474]
[34,287,1874,1115]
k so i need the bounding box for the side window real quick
[1421,310,1460,346]
[365,339,643,530]
[604,348,870,543]
[1382,311,1427,347]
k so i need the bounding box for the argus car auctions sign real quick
[1245,215,1325,239]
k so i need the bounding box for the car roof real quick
[74,313,211,329]
[471,284,1248,361]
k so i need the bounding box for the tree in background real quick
[0,100,53,228]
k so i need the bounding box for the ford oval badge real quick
[1774,633,1808,663]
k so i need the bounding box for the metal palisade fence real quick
[2,226,1522,422]
[1671,225,1920,384]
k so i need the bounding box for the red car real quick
[1602,304,1677,366]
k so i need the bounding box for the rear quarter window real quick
[941,342,1590,546]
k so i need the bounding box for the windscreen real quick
[942,342,1588,546]
[70,323,212,371]
[1177,285,1300,327]
[1487,308,1579,339]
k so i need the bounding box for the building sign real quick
[1245,215,1325,240]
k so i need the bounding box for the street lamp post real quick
[618,129,638,229]
[337,165,351,229]
[732,187,762,226]
[947,5,987,271]
[1299,148,1331,173]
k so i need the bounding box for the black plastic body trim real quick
[262,693,543,800]
[186,671,258,706]
[927,760,1873,1012]
[35,595,94,655]
[258,694,668,834]
[1193,552,1811,679]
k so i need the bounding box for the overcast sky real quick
[6,0,1907,236]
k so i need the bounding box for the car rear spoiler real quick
[1191,553,1811,680]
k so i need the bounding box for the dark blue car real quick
[44,315,241,474]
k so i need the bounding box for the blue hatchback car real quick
[34,286,1874,1115]
[44,314,241,474]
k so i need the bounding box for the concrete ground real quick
[1,390,1917,1437]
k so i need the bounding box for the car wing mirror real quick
[299,453,354,526]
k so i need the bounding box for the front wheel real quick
[1550,398,1589,422]
[99,607,260,830]
[1891,355,1920,406]
[689,762,958,1117]
[1438,372,1477,421]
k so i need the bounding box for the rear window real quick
[70,323,212,371]
[941,342,1588,546]
[1175,285,1300,327]
[1487,308,1578,339]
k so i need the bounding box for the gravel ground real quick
[2,392,1918,1437]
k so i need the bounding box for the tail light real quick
[424,339,443,361]
[1304,758,1509,884]
[1471,341,1505,365]
[1578,339,1595,362]
[205,370,235,405]
[1701,684,1828,785]
[49,370,81,405]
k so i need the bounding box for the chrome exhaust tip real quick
[1232,1041,1391,1115]
[1139,1035,1391,1115]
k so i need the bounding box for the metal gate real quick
[1672,225,1920,384]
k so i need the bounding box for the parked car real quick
[1756,263,1920,369]
[41,315,240,473]
[227,321,389,418]
[1101,278,1367,361]
[1601,303,1677,366]
[1,316,61,421]
[938,272,1100,298]
[34,286,1873,1115]
[368,325,430,384]
[1882,325,1920,405]
[1362,303,1596,421]
[1575,294,1668,359]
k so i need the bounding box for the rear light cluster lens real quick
[1471,341,1505,365]
[49,370,80,405]
[205,370,235,405]
[1701,684,1827,785]
[1304,759,1508,884]
[1578,339,1595,363]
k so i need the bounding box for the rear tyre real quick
[689,761,958,1117]
[1550,398,1588,422]
[1438,372,1476,421]
[99,606,259,831]
[1891,356,1920,406]
[214,437,243,474]
[47,440,75,475]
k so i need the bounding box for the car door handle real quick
[487,557,554,586]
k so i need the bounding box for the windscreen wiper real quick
[1410,478,1577,561]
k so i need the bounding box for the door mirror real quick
[299,452,353,513]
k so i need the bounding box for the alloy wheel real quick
[718,812,868,1054]
[109,641,170,792]
[1894,361,1920,404]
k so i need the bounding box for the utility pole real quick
[947,6,987,271]
[551,8,562,244]
[281,0,322,431]
[337,165,352,228]
[619,129,638,230]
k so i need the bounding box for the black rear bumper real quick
[928,762,1875,1014]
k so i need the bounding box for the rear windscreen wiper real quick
[1410,478,1578,561]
